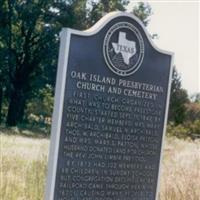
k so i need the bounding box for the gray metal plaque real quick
[45,12,173,200]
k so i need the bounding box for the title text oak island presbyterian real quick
[45,12,173,200]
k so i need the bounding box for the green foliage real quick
[167,123,189,139]
[1,0,59,126]
[0,0,10,123]
[51,0,88,29]
[186,120,200,139]
[166,67,200,140]
[132,2,152,26]
[0,0,132,127]
[169,67,189,124]
[25,84,53,126]
[87,0,129,27]
[185,102,200,121]
[167,120,200,140]
[1,0,194,132]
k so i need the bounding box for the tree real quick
[3,0,57,126]
[87,0,129,26]
[0,0,10,123]
[185,102,200,122]
[191,93,200,103]
[132,3,189,125]
[132,2,152,26]
[1,0,155,127]
[2,0,131,126]
[50,0,88,30]
[169,67,189,124]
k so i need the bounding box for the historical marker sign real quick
[45,12,173,200]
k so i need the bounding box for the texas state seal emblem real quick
[103,22,144,76]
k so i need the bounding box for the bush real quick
[185,120,200,139]
[167,120,200,140]
[167,123,189,139]
[25,84,53,128]
[185,102,200,121]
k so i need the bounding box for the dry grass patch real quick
[1,133,49,200]
[1,133,200,200]
[160,138,200,200]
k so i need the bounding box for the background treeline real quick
[168,69,200,139]
[0,0,199,138]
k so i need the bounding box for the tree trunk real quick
[6,87,25,126]
[0,86,3,124]
[18,96,26,123]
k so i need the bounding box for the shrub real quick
[25,84,53,127]
[167,120,200,140]
[167,123,189,139]
[185,120,200,139]
[185,102,200,121]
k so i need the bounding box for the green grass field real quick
[1,132,200,200]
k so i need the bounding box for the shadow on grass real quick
[0,124,50,139]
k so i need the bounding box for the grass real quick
[1,131,200,200]
[1,131,49,200]
[160,138,200,200]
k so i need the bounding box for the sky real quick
[127,0,199,95]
